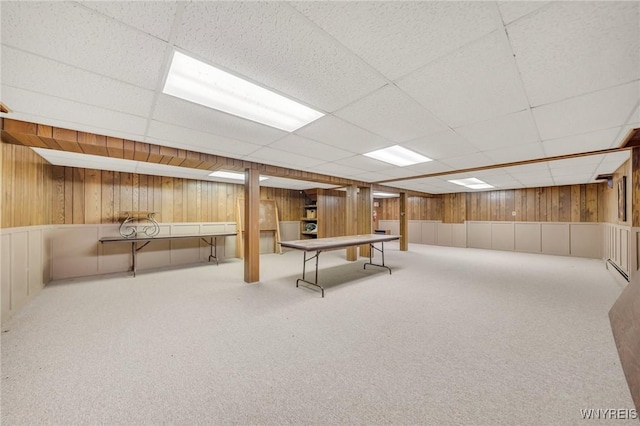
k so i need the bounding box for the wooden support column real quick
[345,185,358,261]
[244,168,260,283]
[399,192,408,251]
[358,185,373,258]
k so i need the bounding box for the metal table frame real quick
[279,234,400,297]
[100,232,237,276]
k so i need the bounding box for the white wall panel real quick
[570,223,602,259]
[491,223,515,251]
[541,223,570,255]
[467,222,492,249]
[515,223,541,253]
[436,223,452,246]
[421,222,437,245]
[1,234,12,323]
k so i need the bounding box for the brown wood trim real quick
[0,103,9,113]
[373,147,629,185]
[1,118,380,189]
[620,127,640,149]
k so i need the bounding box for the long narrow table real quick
[279,234,400,297]
[100,232,237,276]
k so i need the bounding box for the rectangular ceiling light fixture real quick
[209,171,268,181]
[163,51,324,132]
[448,177,494,190]
[363,145,432,167]
[373,192,400,198]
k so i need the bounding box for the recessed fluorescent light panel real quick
[448,178,494,190]
[209,171,268,181]
[373,192,400,198]
[163,51,324,132]
[363,145,431,167]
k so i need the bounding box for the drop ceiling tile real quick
[508,2,639,107]
[440,152,494,170]
[403,131,479,161]
[2,47,154,117]
[396,32,530,128]
[497,2,550,25]
[602,151,631,166]
[533,82,639,141]
[483,143,545,164]
[548,155,603,169]
[296,115,390,154]
[402,160,453,176]
[175,2,386,112]
[553,174,597,185]
[293,2,496,80]
[2,86,147,138]
[503,162,550,175]
[455,110,540,151]
[334,85,447,142]
[550,165,598,178]
[2,2,167,90]
[350,171,397,182]
[516,176,556,187]
[312,162,369,178]
[244,147,326,170]
[542,127,623,157]
[152,95,286,146]
[268,134,353,162]
[80,1,178,41]
[146,121,262,157]
[331,155,397,172]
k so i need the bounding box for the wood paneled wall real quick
[1,142,305,228]
[376,196,442,221]
[317,189,346,238]
[2,143,53,228]
[443,193,466,224]
[378,184,607,224]
[466,184,604,222]
[601,159,631,225]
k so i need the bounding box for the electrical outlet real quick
[512,211,516,216]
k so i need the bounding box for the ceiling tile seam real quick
[0,82,154,120]
[143,2,187,146]
[1,43,158,93]
[493,3,555,184]
[294,112,396,153]
[72,1,174,43]
[283,2,453,137]
[492,3,543,148]
[501,2,555,28]
[283,2,400,92]
[2,110,147,142]
[528,78,640,111]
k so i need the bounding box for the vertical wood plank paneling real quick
[101,171,114,224]
[84,168,101,224]
[51,165,65,224]
[558,186,572,222]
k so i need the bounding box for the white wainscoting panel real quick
[1,226,53,324]
[570,223,602,259]
[603,223,631,277]
[491,223,515,251]
[467,222,492,249]
[514,223,542,253]
[541,223,570,255]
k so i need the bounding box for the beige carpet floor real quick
[1,243,635,425]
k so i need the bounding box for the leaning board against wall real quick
[236,199,282,257]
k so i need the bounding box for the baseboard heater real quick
[606,259,629,282]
